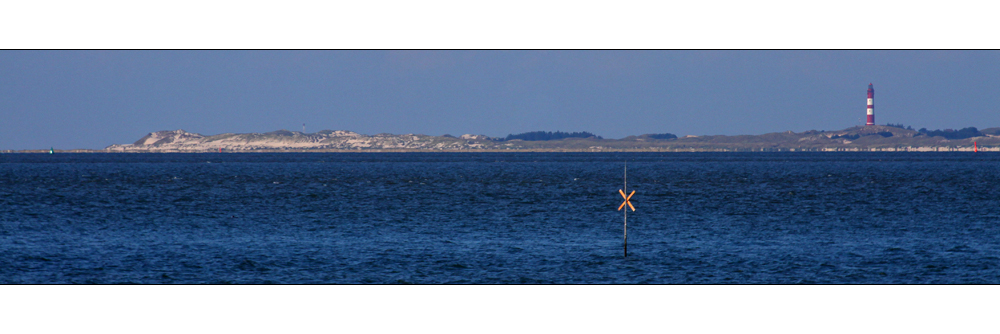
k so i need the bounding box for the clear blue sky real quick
[2,50,999,150]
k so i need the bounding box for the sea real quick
[2,152,999,284]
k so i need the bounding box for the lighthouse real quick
[866,83,875,126]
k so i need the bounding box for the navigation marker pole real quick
[618,161,635,257]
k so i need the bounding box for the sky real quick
[2,50,999,150]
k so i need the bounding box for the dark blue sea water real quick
[2,152,1000,284]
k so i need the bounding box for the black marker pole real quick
[617,161,635,258]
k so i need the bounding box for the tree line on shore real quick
[496,124,995,142]
[496,131,681,141]
[497,131,603,141]
[886,123,990,140]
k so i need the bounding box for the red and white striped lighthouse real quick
[866,83,875,126]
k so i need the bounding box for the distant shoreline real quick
[11,125,1000,153]
[4,147,994,153]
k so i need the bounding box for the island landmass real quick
[10,125,1000,153]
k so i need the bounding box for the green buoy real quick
[49,147,54,154]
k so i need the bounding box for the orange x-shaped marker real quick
[618,189,635,211]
